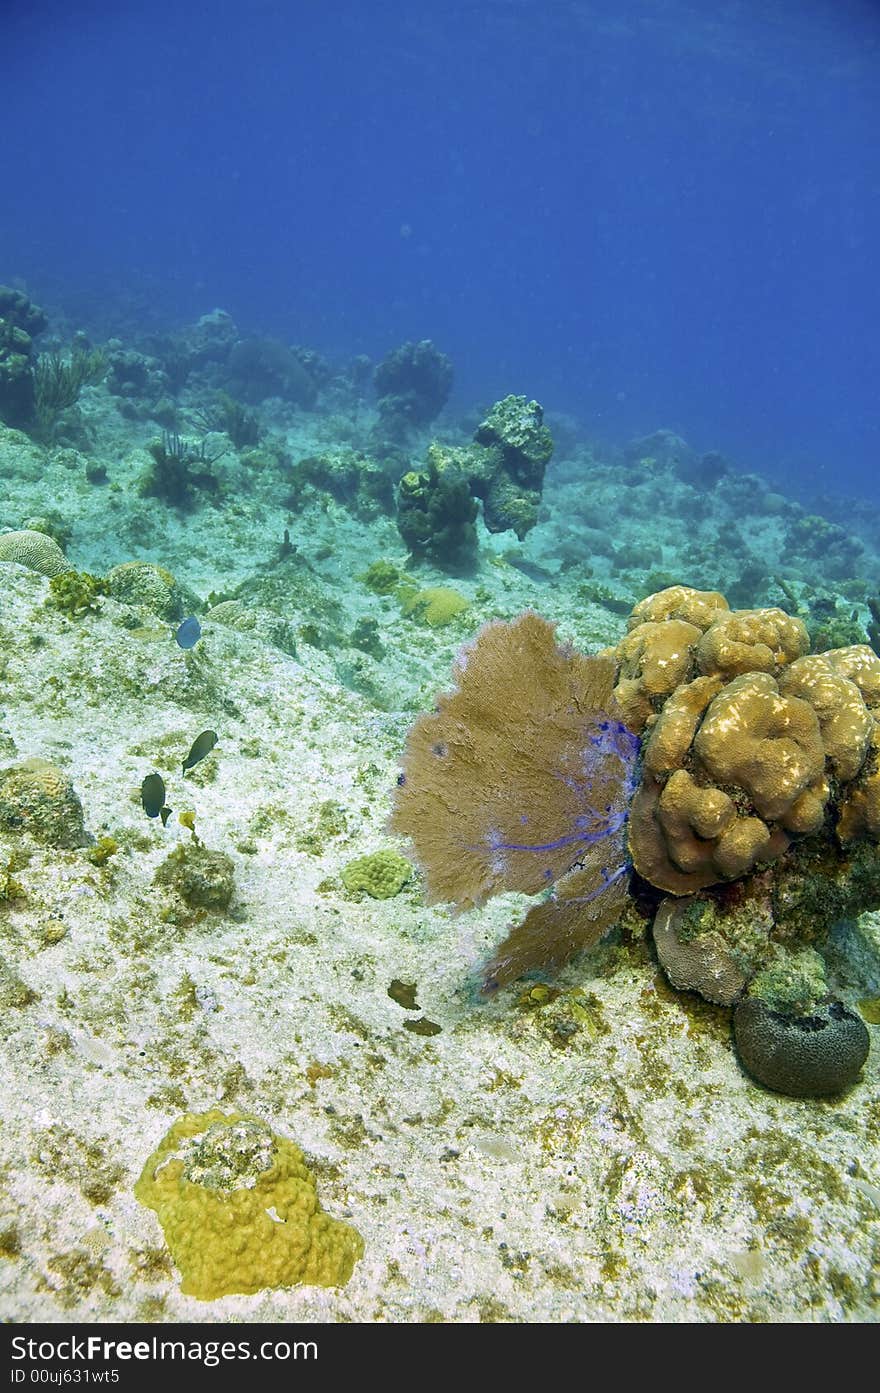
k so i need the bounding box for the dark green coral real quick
[469,395,554,539]
[396,457,478,571]
[733,997,869,1097]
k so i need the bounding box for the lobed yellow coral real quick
[778,655,873,782]
[613,619,702,731]
[695,606,809,680]
[613,586,880,894]
[626,584,729,631]
[826,644,880,710]
[693,672,826,827]
[135,1110,363,1300]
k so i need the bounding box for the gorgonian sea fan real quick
[389,611,640,993]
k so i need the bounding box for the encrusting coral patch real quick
[135,1111,363,1300]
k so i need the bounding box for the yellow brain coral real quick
[135,1110,363,1300]
[401,585,470,627]
[613,586,880,894]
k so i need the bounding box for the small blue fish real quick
[175,615,201,649]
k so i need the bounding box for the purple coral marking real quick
[484,809,627,857]
[477,716,639,868]
[559,860,632,907]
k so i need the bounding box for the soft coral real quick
[389,611,639,992]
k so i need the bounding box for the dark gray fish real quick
[505,554,555,584]
[182,729,218,774]
[175,615,202,649]
[141,773,169,821]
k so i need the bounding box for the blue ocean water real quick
[1,0,878,500]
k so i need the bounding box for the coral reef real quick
[153,842,236,911]
[396,448,479,571]
[623,429,731,490]
[205,598,299,657]
[135,1111,363,1299]
[782,512,864,581]
[225,337,318,408]
[279,389,554,577]
[469,395,554,538]
[288,448,394,519]
[419,397,554,543]
[374,338,452,436]
[1,279,879,1320]
[0,286,47,429]
[0,286,48,341]
[176,308,238,370]
[104,344,177,420]
[104,561,187,621]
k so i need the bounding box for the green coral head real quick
[748,947,828,1018]
[341,849,413,898]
